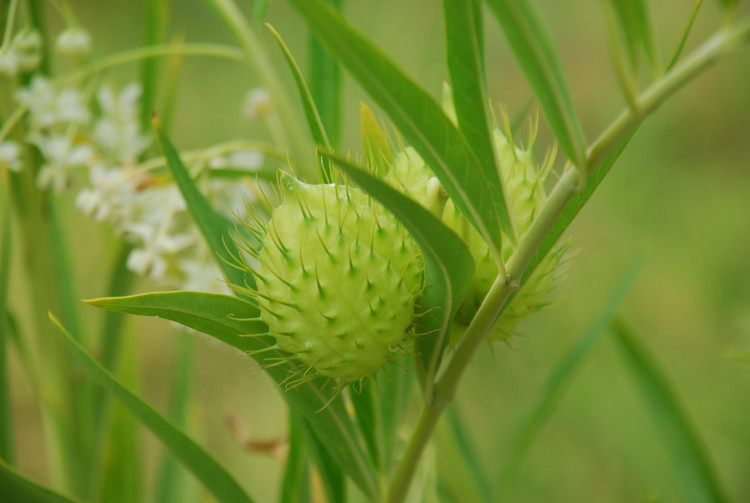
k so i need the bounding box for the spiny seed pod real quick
[445,130,568,340]
[253,175,423,385]
[382,129,570,342]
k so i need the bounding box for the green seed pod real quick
[445,130,568,340]
[381,129,570,342]
[254,175,423,384]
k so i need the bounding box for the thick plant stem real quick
[384,18,750,502]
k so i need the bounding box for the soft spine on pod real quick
[385,131,570,342]
[249,175,423,386]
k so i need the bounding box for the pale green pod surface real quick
[384,146,436,206]
[384,131,569,342]
[255,176,423,383]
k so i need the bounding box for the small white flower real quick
[12,29,42,72]
[94,83,149,163]
[0,48,18,77]
[18,77,90,130]
[242,88,272,121]
[0,140,22,172]
[55,26,92,59]
[76,165,135,221]
[28,133,96,191]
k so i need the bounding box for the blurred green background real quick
[7,1,750,501]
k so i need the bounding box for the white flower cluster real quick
[5,28,264,293]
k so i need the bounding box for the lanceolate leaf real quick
[322,151,475,388]
[289,0,512,258]
[50,316,256,503]
[281,412,311,503]
[610,0,660,74]
[486,0,587,169]
[266,25,330,150]
[443,0,515,243]
[266,23,333,183]
[0,458,79,503]
[502,257,643,498]
[153,121,252,291]
[309,0,344,147]
[612,320,728,503]
[86,291,380,499]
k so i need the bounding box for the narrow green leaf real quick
[153,121,252,291]
[86,291,380,498]
[0,458,79,503]
[443,0,514,242]
[502,257,643,498]
[94,340,141,503]
[265,23,333,182]
[0,171,14,464]
[612,319,728,503]
[139,0,168,133]
[50,315,255,503]
[609,0,661,77]
[251,0,272,29]
[289,0,512,257]
[266,24,330,150]
[485,0,587,169]
[349,379,381,470]
[85,292,267,352]
[665,0,703,73]
[376,358,413,470]
[308,427,346,503]
[155,333,194,503]
[281,412,311,503]
[322,151,475,390]
[309,0,343,146]
[436,406,495,503]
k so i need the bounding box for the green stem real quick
[385,18,750,503]
[587,18,750,173]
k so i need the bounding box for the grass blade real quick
[309,0,343,146]
[154,333,194,503]
[50,315,255,503]
[139,0,168,134]
[322,151,475,392]
[153,119,252,291]
[612,319,728,503]
[349,379,381,470]
[436,406,495,503]
[265,24,333,182]
[86,291,380,498]
[485,0,587,169]
[266,24,330,150]
[281,412,312,503]
[94,341,141,503]
[0,171,14,464]
[289,0,513,256]
[443,0,514,242]
[502,256,644,498]
[308,428,346,503]
[610,0,661,75]
[0,458,79,503]
[666,0,704,73]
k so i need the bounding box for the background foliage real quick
[4,1,750,502]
